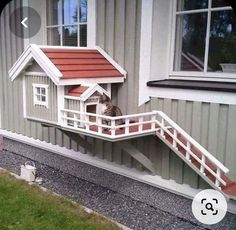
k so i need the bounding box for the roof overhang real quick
[9,44,127,86]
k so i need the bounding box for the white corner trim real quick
[95,46,127,77]
[0,129,201,201]
[87,0,96,48]
[57,86,65,125]
[22,75,27,118]
[138,0,153,106]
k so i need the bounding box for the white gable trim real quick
[80,83,110,101]
[9,44,62,85]
[96,46,127,78]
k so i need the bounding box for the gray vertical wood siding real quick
[25,75,58,122]
[0,0,236,191]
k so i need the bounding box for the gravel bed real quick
[0,145,236,229]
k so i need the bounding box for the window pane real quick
[47,0,62,26]
[36,95,41,101]
[208,10,236,72]
[79,0,87,23]
[177,0,208,11]
[47,27,61,45]
[41,88,46,95]
[80,24,87,47]
[41,96,46,102]
[36,88,40,94]
[63,0,78,25]
[212,0,231,8]
[63,26,78,46]
[174,13,207,71]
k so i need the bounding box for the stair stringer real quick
[155,131,228,196]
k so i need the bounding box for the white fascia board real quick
[138,0,153,106]
[8,45,32,81]
[30,44,61,85]
[95,46,127,78]
[58,77,125,86]
[38,45,93,50]
[80,83,109,101]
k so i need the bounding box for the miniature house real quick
[9,44,126,127]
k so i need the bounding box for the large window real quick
[173,0,236,76]
[46,0,87,47]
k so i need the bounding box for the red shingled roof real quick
[41,48,123,79]
[68,85,88,97]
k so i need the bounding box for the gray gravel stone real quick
[0,138,236,229]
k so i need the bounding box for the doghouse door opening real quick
[86,104,97,122]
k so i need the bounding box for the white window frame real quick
[46,0,88,47]
[33,84,49,108]
[169,0,235,81]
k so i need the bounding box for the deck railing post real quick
[97,117,102,134]
[74,113,77,128]
[200,155,206,174]
[138,117,143,132]
[85,114,89,131]
[111,120,116,137]
[186,141,191,161]
[173,129,178,149]
[160,118,165,137]
[125,118,129,135]
[151,114,156,130]
[215,168,221,188]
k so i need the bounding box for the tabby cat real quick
[98,93,123,126]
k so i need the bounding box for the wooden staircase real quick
[155,111,236,199]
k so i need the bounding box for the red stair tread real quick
[222,182,236,196]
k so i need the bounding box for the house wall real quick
[0,0,236,192]
[25,75,58,123]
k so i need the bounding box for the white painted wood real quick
[25,72,48,77]
[22,75,27,118]
[58,76,125,85]
[148,87,236,105]
[138,0,153,105]
[32,83,49,108]
[57,86,64,125]
[87,0,96,48]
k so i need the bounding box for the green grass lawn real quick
[0,171,121,230]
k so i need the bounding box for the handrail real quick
[156,111,229,174]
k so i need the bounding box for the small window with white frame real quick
[33,84,49,108]
[171,0,235,79]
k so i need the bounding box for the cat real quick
[98,93,124,127]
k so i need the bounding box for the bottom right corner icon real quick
[192,189,228,225]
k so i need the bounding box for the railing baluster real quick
[125,118,129,135]
[138,117,143,132]
[186,141,191,161]
[215,168,221,188]
[85,115,89,131]
[151,115,156,130]
[74,114,77,128]
[111,120,116,137]
[97,117,102,134]
[160,118,165,137]
[200,155,206,174]
[173,129,178,149]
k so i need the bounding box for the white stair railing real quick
[60,108,229,189]
[155,111,229,188]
